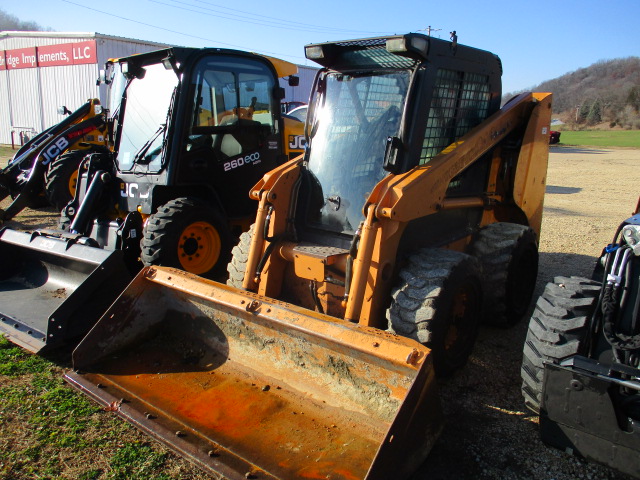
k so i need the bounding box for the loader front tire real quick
[520,276,600,413]
[45,148,101,210]
[387,249,483,377]
[472,222,539,327]
[227,224,254,288]
[141,197,231,278]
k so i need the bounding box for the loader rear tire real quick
[387,249,483,377]
[471,222,538,327]
[520,276,600,413]
[227,224,254,288]
[141,197,231,278]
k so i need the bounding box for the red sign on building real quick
[5,47,38,69]
[38,40,97,67]
[0,40,97,70]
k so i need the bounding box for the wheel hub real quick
[178,221,221,274]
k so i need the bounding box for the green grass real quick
[554,130,640,148]
[1,145,16,166]
[0,337,205,480]
[0,339,51,375]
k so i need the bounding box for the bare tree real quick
[502,57,640,129]
[0,8,52,31]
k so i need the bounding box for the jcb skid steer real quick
[0,98,108,221]
[66,34,552,479]
[0,47,304,353]
[521,201,640,478]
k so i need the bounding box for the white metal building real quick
[0,31,170,146]
[281,63,317,106]
[0,31,317,146]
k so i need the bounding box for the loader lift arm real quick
[243,91,552,325]
[0,99,107,223]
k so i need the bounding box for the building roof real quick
[0,31,169,47]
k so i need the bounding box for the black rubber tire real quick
[471,222,539,327]
[387,249,483,377]
[141,197,232,279]
[45,148,101,211]
[226,224,254,288]
[520,276,600,413]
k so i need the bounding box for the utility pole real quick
[419,26,442,37]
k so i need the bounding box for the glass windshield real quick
[116,63,179,171]
[305,71,409,234]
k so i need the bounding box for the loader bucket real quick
[0,228,132,353]
[65,266,443,480]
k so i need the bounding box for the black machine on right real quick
[522,199,640,478]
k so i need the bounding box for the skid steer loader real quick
[0,47,304,353]
[0,98,108,221]
[65,34,552,479]
[521,201,640,478]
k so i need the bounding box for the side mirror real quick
[288,75,299,87]
[97,69,108,86]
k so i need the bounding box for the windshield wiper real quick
[133,124,166,164]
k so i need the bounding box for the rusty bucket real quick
[66,266,443,479]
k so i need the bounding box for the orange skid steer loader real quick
[66,34,552,479]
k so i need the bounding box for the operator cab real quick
[297,34,502,248]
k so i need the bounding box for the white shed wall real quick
[0,32,168,145]
[5,68,42,139]
[39,64,100,129]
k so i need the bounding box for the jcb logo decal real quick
[120,182,150,199]
[288,135,306,150]
[42,137,70,165]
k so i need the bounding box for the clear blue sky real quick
[5,0,640,93]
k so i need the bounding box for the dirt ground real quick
[415,145,640,480]
[1,145,639,479]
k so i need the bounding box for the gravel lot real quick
[1,145,639,479]
[415,146,640,480]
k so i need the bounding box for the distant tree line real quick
[0,8,51,32]
[505,57,640,130]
